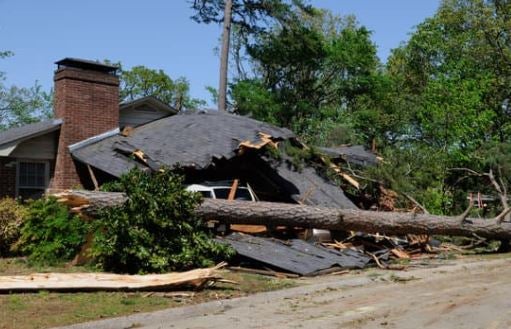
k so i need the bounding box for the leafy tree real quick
[231,9,382,146]
[190,0,312,111]
[0,52,52,129]
[368,0,511,214]
[120,65,204,111]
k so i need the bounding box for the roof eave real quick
[0,119,63,149]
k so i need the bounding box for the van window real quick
[213,188,230,199]
[213,188,253,201]
[234,189,252,201]
[198,190,213,198]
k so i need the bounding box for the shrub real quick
[0,198,27,256]
[15,197,89,264]
[92,168,233,274]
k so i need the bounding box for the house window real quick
[17,161,49,200]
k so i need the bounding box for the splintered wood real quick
[390,248,411,259]
[238,132,278,154]
[0,263,228,293]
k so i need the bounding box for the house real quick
[0,58,356,209]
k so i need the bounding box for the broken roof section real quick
[72,111,294,176]
[274,161,357,208]
[71,111,356,209]
[218,233,371,276]
[319,145,379,167]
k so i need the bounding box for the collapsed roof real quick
[72,111,356,209]
[319,145,379,167]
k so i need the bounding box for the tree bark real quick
[218,0,233,112]
[54,190,511,240]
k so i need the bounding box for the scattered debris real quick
[228,267,300,279]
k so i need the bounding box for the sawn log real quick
[54,190,511,240]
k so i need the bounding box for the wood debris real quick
[390,248,411,259]
[238,132,278,154]
[121,126,135,137]
[0,263,228,293]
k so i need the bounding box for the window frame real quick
[16,159,50,197]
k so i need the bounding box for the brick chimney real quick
[51,58,119,190]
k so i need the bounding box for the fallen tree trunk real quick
[54,190,511,240]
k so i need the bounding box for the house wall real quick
[10,132,58,160]
[0,157,16,198]
[120,105,171,128]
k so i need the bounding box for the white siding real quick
[10,132,58,160]
[120,105,171,128]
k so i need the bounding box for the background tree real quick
[0,51,52,130]
[120,65,205,111]
[190,0,311,111]
[231,9,384,146]
[224,0,511,218]
[370,0,511,215]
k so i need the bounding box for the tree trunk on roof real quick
[54,190,511,240]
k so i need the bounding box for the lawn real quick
[0,258,298,329]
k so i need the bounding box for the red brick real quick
[50,66,119,190]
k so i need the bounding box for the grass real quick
[0,258,298,329]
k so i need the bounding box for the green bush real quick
[15,197,89,264]
[92,168,233,274]
[0,198,27,256]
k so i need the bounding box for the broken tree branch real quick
[402,192,430,215]
[457,202,474,225]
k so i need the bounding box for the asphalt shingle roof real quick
[0,119,62,147]
[72,111,294,176]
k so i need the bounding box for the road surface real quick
[58,257,511,329]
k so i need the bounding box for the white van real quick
[186,180,257,202]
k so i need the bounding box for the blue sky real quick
[0,0,440,104]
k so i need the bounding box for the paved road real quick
[58,257,511,329]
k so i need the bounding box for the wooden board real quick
[230,224,267,234]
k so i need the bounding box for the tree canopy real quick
[120,65,205,111]
[231,9,383,146]
[190,0,311,36]
[372,0,511,214]
[190,0,312,111]
[0,52,52,130]
[222,0,511,216]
